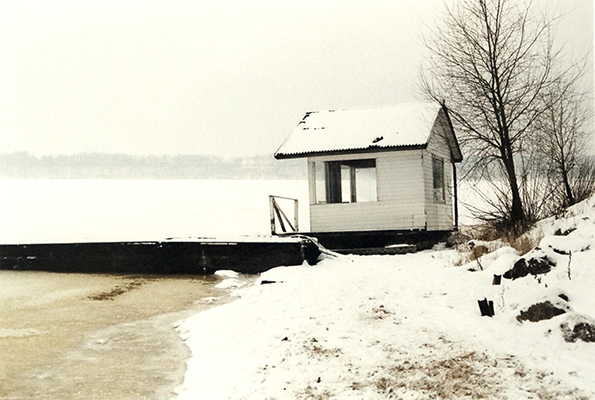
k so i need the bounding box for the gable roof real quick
[275,102,461,161]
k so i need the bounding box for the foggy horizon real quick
[1,0,592,159]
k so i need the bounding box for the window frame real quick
[432,156,446,203]
[314,158,377,204]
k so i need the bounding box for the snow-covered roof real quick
[275,102,443,159]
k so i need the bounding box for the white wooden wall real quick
[424,108,456,231]
[308,150,427,232]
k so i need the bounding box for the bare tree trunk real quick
[561,166,575,206]
[501,141,525,227]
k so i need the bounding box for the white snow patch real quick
[214,270,240,279]
[199,297,220,303]
[214,279,248,290]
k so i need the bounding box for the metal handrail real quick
[269,195,299,234]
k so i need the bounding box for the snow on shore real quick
[174,197,595,399]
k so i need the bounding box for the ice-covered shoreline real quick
[0,271,229,400]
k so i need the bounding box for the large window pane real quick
[315,159,377,204]
[355,167,377,202]
[341,165,352,203]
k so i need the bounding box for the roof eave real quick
[440,103,463,163]
[274,144,428,160]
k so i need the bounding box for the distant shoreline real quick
[0,152,305,180]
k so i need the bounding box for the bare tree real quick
[422,0,563,231]
[571,156,595,204]
[533,71,594,207]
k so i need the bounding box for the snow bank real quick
[174,196,595,399]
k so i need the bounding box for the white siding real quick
[424,110,456,231]
[308,150,427,232]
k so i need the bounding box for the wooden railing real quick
[269,195,299,234]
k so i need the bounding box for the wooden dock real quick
[0,237,321,275]
[280,230,452,255]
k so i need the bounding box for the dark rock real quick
[558,293,570,302]
[478,298,494,317]
[561,316,595,343]
[503,251,556,280]
[303,239,322,265]
[554,227,576,236]
[550,246,570,255]
[516,301,566,323]
[261,280,281,285]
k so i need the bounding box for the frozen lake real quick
[0,179,309,244]
[0,180,302,399]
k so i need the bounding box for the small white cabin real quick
[274,102,462,240]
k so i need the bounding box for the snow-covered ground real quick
[174,196,595,399]
[2,179,593,398]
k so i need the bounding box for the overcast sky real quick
[0,0,592,158]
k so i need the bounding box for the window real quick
[432,157,445,202]
[314,159,377,204]
[315,161,327,204]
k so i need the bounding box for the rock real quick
[561,314,595,343]
[516,301,566,322]
[554,227,576,236]
[558,293,570,302]
[303,239,322,265]
[503,248,556,280]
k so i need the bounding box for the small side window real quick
[432,157,445,202]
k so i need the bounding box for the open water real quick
[0,270,239,399]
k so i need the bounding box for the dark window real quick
[314,159,377,204]
[432,157,445,202]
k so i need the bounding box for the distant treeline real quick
[0,152,306,180]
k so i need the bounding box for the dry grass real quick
[303,340,342,359]
[471,245,490,260]
[375,351,497,399]
[299,385,332,400]
[453,227,544,267]
[503,230,543,256]
[453,243,494,268]
[294,338,588,400]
